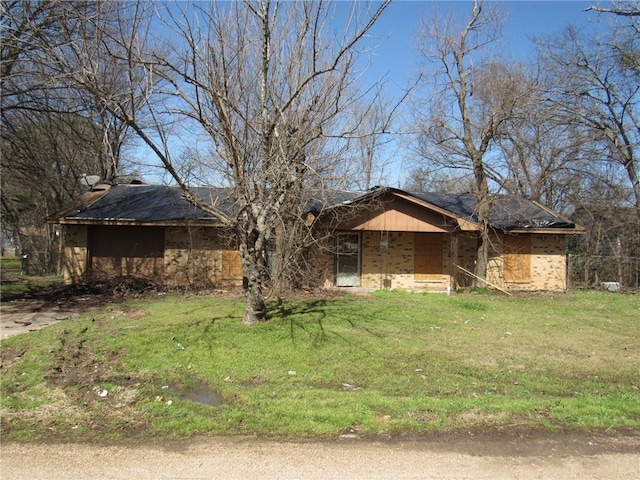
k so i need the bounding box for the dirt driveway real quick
[0,292,110,340]
[2,433,639,480]
[0,300,79,340]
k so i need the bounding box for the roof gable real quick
[334,193,453,232]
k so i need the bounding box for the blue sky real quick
[365,1,608,86]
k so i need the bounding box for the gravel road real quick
[2,434,638,480]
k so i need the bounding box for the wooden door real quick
[414,233,444,281]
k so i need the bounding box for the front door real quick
[336,232,360,287]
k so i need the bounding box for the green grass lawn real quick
[1,290,638,441]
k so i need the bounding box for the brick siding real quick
[61,224,242,288]
[320,231,568,292]
[62,225,568,292]
[62,225,88,283]
[487,234,567,291]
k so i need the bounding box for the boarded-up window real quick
[503,235,531,283]
[221,250,243,280]
[88,226,164,279]
[415,233,443,281]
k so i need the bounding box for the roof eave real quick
[504,226,586,235]
[55,218,224,227]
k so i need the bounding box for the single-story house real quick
[52,183,584,292]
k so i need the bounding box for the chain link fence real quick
[568,254,640,292]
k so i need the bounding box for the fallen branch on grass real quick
[455,265,512,296]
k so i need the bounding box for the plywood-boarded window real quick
[221,250,243,280]
[503,235,531,283]
[88,226,164,279]
[415,233,443,281]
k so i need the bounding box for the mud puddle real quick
[163,381,223,406]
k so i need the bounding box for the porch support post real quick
[451,233,459,291]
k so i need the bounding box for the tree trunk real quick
[471,155,492,288]
[622,155,640,223]
[239,240,267,325]
[473,220,491,288]
[243,282,267,325]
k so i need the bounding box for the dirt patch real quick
[0,282,156,438]
[47,327,118,385]
[1,321,150,440]
[0,345,29,371]
[0,277,166,340]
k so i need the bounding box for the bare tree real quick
[484,62,590,213]
[1,110,108,269]
[412,0,530,285]
[340,94,404,190]
[533,7,640,287]
[1,1,69,108]
[540,25,640,220]
[59,0,392,324]
[586,1,640,19]
[404,165,475,194]
[0,1,137,271]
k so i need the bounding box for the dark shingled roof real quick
[63,185,235,222]
[407,191,575,230]
[59,184,576,230]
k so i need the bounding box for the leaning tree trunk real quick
[474,222,491,288]
[472,156,492,288]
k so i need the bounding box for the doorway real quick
[336,232,360,287]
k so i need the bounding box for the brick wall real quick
[62,224,88,284]
[62,224,567,292]
[487,234,567,291]
[361,231,412,289]
[165,226,220,287]
[164,226,242,288]
[316,236,336,289]
[319,231,567,293]
[454,234,478,289]
[62,224,243,288]
[531,235,567,290]
[360,231,452,291]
